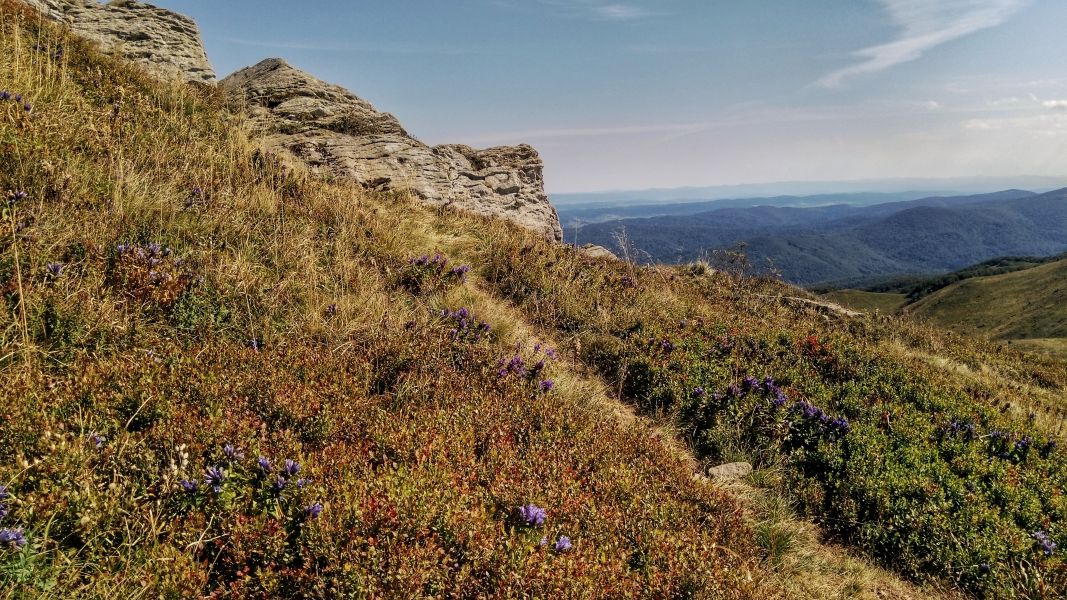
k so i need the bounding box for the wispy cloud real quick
[594,4,651,20]
[964,113,1067,136]
[521,0,659,21]
[818,0,1030,88]
[1043,100,1067,110]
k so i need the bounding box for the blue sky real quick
[164,0,1067,193]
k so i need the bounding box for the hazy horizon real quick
[166,0,1067,194]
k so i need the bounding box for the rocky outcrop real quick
[705,462,752,481]
[221,58,562,241]
[578,244,617,260]
[23,0,215,84]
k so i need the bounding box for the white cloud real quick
[818,0,1030,88]
[1042,100,1067,110]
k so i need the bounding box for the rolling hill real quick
[907,258,1067,357]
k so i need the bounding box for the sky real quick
[163,0,1067,194]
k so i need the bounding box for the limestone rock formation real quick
[705,462,753,481]
[23,0,215,84]
[221,58,562,241]
[578,244,617,260]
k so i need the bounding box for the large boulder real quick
[23,0,215,84]
[222,59,563,241]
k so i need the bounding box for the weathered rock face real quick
[222,59,562,241]
[23,0,215,84]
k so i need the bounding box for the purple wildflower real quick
[0,486,8,502]
[304,502,323,519]
[519,504,546,528]
[554,536,572,553]
[257,456,273,474]
[0,92,8,101]
[284,459,301,477]
[0,527,26,549]
[246,338,262,351]
[692,387,706,399]
[272,476,288,495]
[325,303,337,318]
[830,417,851,434]
[539,379,555,392]
[742,376,759,390]
[1015,436,1033,455]
[179,479,198,493]
[90,433,106,448]
[203,466,225,493]
[1033,531,1057,556]
[296,478,311,489]
[223,444,245,461]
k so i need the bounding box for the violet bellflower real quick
[554,536,572,553]
[520,503,546,527]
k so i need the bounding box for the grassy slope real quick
[820,290,908,314]
[0,4,1065,599]
[0,7,768,598]
[907,258,1067,352]
[856,253,1067,301]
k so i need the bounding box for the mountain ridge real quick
[576,188,1067,286]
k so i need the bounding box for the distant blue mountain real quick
[574,188,1067,286]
